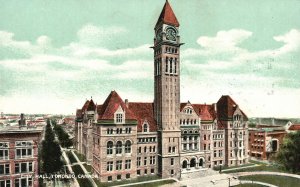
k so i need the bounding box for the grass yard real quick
[67,151,77,164]
[74,151,86,162]
[126,179,176,187]
[234,184,266,187]
[83,163,92,173]
[72,165,93,187]
[239,175,300,187]
[94,175,163,187]
[223,163,287,174]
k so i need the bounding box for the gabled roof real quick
[289,124,300,131]
[155,0,179,28]
[87,99,96,111]
[217,95,248,121]
[128,102,157,132]
[97,91,136,120]
[81,100,90,111]
[192,104,215,121]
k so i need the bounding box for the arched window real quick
[125,140,131,153]
[116,141,122,154]
[174,58,177,73]
[165,57,169,73]
[149,146,152,152]
[107,141,113,155]
[143,123,148,133]
[170,58,173,73]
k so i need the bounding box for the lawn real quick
[83,163,92,173]
[72,165,94,187]
[75,151,86,162]
[66,151,77,164]
[94,175,162,187]
[222,162,288,174]
[126,179,176,187]
[239,175,300,187]
[234,184,266,187]
[214,163,255,171]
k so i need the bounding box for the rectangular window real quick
[151,168,155,174]
[126,173,130,179]
[107,161,113,171]
[144,169,147,175]
[137,157,141,167]
[171,158,174,166]
[214,151,217,158]
[137,170,140,176]
[15,148,33,159]
[15,162,33,173]
[144,157,147,166]
[108,176,112,182]
[117,175,121,180]
[116,161,122,170]
[116,113,123,123]
[125,160,131,169]
[0,179,10,187]
[14,177,32,187]
[0,150,9,160]
[171,169,174,175]
[0,164,9,175]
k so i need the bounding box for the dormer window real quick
[116,114,123,123]
[143,123,149,133]
[184,108,192,114]
[114,106,125,124]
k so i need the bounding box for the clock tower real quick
[153,0,182,179]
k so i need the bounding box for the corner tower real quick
[153,0,182,179]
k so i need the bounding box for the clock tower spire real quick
[153,0,182,179]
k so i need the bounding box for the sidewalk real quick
[233,171,300,179]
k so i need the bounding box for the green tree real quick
[276,131,300,173]
[41,120,63,174]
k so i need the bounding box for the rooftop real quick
[0,124,44,134]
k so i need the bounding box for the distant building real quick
[0,124,43,187]
[75,1,249,182]
[248,118,300,160]
[248,127,286,160]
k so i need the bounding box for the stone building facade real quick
[75,1,249,183]
[0,126,43,187]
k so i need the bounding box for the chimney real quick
[125,99,129,108]
[213,103,217,113]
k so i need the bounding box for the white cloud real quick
[197,29,252,51]
[0,27,299,117]
[77,23,127,46]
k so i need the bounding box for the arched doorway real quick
[182,160,188,169]
[190,158,196,168]
[199,158,204,167]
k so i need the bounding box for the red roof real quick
[289,124,300,131]
[193,104,215,121]
[76,109,82,118]
[97,91,136,120]
[128,102,157,132]
[82,100,90,111]
[156,0,179,27]
[217,95,248,121]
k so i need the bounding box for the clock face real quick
[166,27,177,41]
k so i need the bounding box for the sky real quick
[0,0,299,117]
